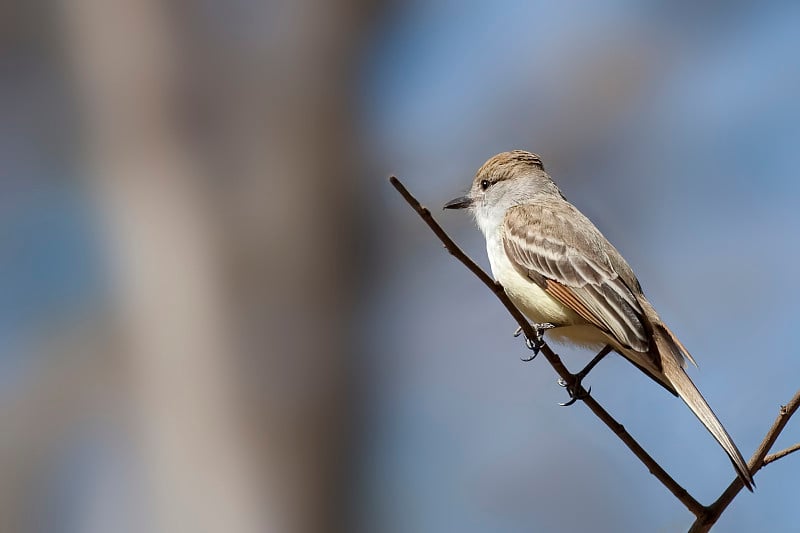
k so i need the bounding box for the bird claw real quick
[517,323,555,362]
[555,345,611,405]
[559,384,591,407]
[520,336,539,361]
[557,376,591,406]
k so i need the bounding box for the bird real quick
[444,149,754,490]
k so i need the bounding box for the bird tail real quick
[654,323,755,491]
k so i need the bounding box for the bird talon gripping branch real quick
[519,322,554,361]
[559,385,591,407]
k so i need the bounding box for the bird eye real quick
[480,179,491,191]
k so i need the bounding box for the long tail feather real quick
[655,325,754,491]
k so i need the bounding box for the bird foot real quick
[557,377,591,407]
[555,345,612,405]
[515,323,556,362]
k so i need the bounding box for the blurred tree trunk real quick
[62,1,370,532]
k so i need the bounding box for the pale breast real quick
[486,233,580,326]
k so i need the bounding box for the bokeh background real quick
[2,1,800,532]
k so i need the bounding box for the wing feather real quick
[502,204,650,353]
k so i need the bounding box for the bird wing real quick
[501,203,651,354]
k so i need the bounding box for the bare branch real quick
[389,176,705,517]
[764,442,800,466]
[689,388,800,532]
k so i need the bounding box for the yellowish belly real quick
[487,237,607,350]
[488,241,576,325]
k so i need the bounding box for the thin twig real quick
[688,388,800,533]
[763,442,800,466]
[389,176,705,517]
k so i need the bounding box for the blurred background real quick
[2,1,799,532]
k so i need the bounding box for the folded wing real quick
[502,203,650,354]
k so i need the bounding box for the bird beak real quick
[443,195,473,210]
